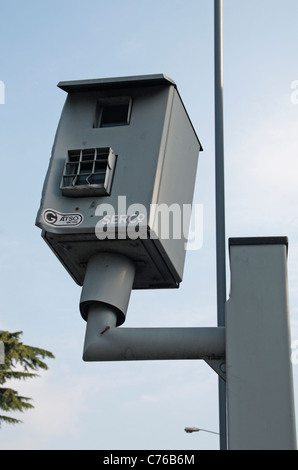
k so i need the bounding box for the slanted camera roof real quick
[57,74,177,93]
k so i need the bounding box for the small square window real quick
[93,97,132,128]
[61,147,116,197]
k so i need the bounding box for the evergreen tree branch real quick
[0,330,54,427]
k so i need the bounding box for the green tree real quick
[0,331,54,426]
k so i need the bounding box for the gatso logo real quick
[43,209,84,227]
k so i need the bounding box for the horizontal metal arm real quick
[80,256,225,363]
[83,309,225,362]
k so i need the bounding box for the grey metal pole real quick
[83,321,225,362]
[226,238,297,449]
[214,0,227,450]
[199,428,219,436]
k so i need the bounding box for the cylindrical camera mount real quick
[80,252,136,326]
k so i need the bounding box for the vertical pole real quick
[226,238,297,449]
[214,0,227,450]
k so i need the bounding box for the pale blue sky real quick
[0,0,298,450]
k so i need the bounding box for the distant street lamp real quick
[184,427,219,435]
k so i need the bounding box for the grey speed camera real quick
[36,74,202,291]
